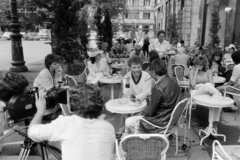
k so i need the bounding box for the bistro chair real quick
[65,75,77,87]
[142,62,149,71]
[84,59,89,67]
[135,98,189,155]
[212,140,240,160]
[116,134,169,160]
[223,85,240,108]
[174,66,189,95]
[171,64,185,79]
[84,67,89,77]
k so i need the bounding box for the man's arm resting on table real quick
[141,88,162,117]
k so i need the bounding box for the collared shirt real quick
[28,115,115,160]
[152,39,170,57]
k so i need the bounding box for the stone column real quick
[9,0,28,72]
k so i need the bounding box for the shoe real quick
[231,104,238,111]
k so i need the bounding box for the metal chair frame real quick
[116,134,169,160]
[212,140,232,160]
[135,98,189,155]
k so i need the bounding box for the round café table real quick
[192,95,234,145]
[213,76,226,84]
[105,98,147,114]
[99,76,122,100]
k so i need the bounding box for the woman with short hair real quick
[34,54,64,91]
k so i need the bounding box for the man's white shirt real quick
[28,115,115,160]
[151,39,171,57]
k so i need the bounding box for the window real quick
[143,13,151,19]
[133,0,139,6]
[125,13,129,19]
[134,12,139,19]
[144,0,150,6]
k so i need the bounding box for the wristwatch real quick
[125,83,130,88]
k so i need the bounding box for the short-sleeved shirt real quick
[230,64,240,88]
[28,115,115,160]
[151,39,170,57]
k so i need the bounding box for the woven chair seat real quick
[122,137,168,160]
[216,145,240,160]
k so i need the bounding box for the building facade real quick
[154,0,202,46]
[121,0,156,37]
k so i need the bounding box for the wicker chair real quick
[174,66,189,94]
[65,75,77,87]
[84,67,89,77]
[116,134,169,160]
[171,64,185,79]
[135,98,189,155]
[223,85,240,108]
[212,140,240,160]
[84,59,89,67]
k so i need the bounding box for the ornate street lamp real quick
[9,0,28,72]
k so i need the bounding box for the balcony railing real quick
[127,5,155,10]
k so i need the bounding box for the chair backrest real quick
[84,67,89,77]
[172,64,185,77]
[174,66,184,82]
[212,140,232,160]
[142,62,149,71]
[66,75,77,87]
[119,134,169,160]
[151,78,156,89]
[164,98,188,134]
[84,59,89,67]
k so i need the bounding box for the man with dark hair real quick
[125,59,181,134]
[28,84,115,160]
[123,56,152,101]
[151,30,170,58]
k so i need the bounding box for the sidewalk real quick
[0,60,211,160]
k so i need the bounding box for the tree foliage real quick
[93,0,127,50]
[166,13,178,44]
[209,6,221,49]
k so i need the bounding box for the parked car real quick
[20,32,26,38]
[1,32,11,40]
[27,32,40,41]
[38,29,51,40]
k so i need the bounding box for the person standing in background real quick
[143,31,150,58]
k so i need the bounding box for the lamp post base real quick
[9,64,28,72]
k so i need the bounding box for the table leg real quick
[110,84,114,100]
[199,108,226,145]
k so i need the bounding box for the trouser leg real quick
[125,116,143,134]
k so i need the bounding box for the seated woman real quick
[87,48,109,84]
[217,51,240,111]
[209,50,226,77]
[34,54,65,91]
[222,44,236,68]
[189,56,222,133]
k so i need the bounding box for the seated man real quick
[125,59,181,134]
[28,84,115,160]
[129,44,145,59]
[123,56,152,102]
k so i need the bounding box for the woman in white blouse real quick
[87,48,109,84]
